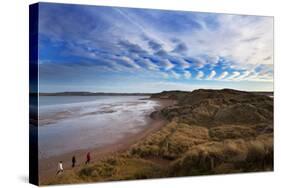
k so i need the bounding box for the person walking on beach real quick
[72,156,76,168]
[85,152,91,164]
[56,161,63,175]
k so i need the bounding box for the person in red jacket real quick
[85,152,91,164]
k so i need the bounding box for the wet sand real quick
[39,99,175,183]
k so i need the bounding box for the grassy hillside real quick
[45,89,273,185]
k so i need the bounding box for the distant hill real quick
[37,92,152,96]
[30,89,273,97]
[151,89,273,100]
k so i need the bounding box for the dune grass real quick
[45,156,163,185]
[168,133,273,177]
[130,122,210,160]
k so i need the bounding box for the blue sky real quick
[38,3,273,93]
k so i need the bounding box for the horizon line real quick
[32,88,274,94]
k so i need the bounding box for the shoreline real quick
[39,98,175,184]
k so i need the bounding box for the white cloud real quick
[190,56,206,69]
[227,71,241,80]
[141,58,159,70]
[217,71,229,80]
[161,59,175,70]
[217,70,273,83]
[196,71,204,79]
[208,55,220,65]
[177,15,273,82]
[171,70,181,79]
[176,57,191,69]
[207,70,216,80]
[161,72,169,79]
[236,70,251,80]
[119,56,141,69]
[184,71,192,79]
[189,15,272,65]
[40,7,273,92]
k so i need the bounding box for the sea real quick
[38,96,160,159]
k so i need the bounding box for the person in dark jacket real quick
[85,152,91,164]
[72,156,76,168]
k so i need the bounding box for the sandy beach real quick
[39,98,175,183]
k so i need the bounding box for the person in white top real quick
[56,161,63,175]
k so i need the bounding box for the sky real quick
[38,3,274,93]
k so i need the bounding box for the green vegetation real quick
[45,89,273,185]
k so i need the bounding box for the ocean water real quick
[38,96,159,158]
